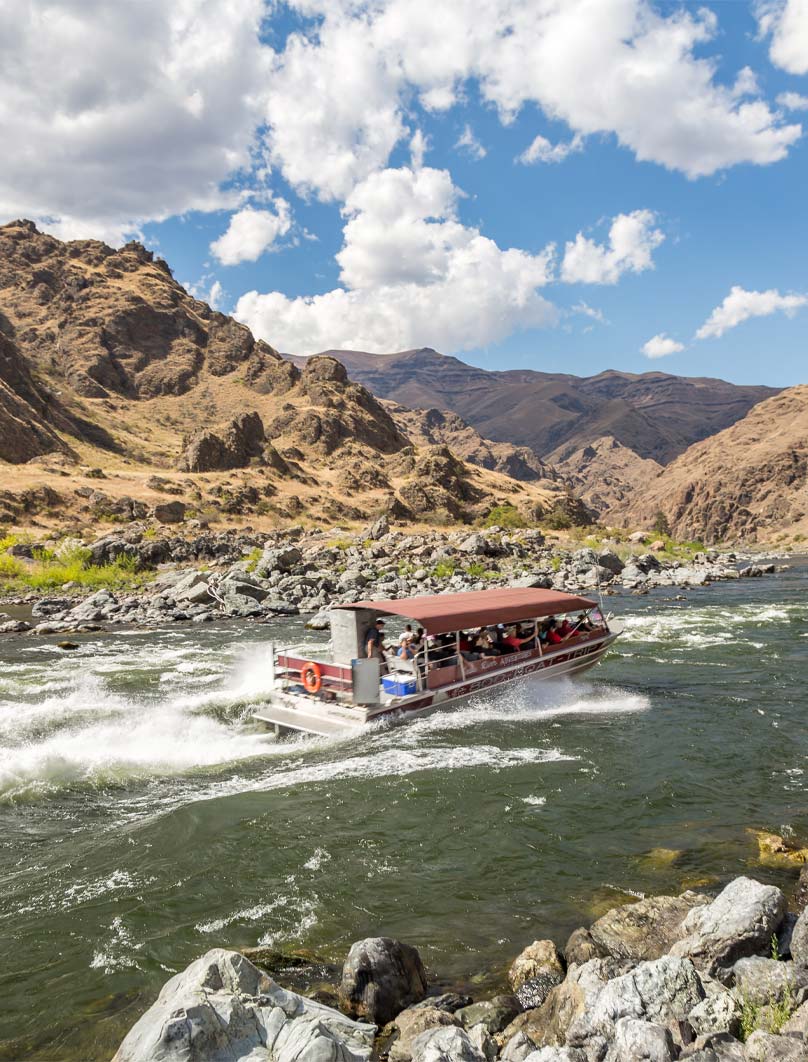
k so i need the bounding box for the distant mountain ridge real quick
[306,347,778,466]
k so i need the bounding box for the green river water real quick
[1,559,807,1060]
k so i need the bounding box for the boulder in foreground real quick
[113,948,375,1062]
[339,937,428,1026]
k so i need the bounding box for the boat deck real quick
[253,703,365,737]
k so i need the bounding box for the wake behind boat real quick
[254,587,623,736]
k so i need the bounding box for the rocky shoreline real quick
[0,520,781,636]
[114,865,808,1061]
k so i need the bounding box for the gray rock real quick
[220,578,268,602]
[680,1031,747,1060]
[153,500,186,524]
[410,1026,486,1062]
[391,1007,460,1062]
[0,619,32,633]
[522,1049,586,1062]
[411,995,472,1014]
[500,1031,537,1062]
[466,1023,497,1062]
[456,996,521,1035]
[171,570,212,604]
[221,590,265,617]
[731,956,808,1006]
[792,909,808,968]
[510,574,553,589]
[340,937,428,1026]
[589,891,709,963]
[597,551,625,575]
[458,533,489,555]
[502,958,624,1051]
[563,928,601,966]
[255,546,303,578]
[605,1017,676,1061]
[688,991,742,1038]
[509,941,565,1010]
[670,877,786,977]
[567,956,704,1048]
[745,1028,808,1060]
[112,948,375,1062]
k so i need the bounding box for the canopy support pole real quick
[456,631,465,680]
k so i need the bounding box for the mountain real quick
[384,403,554,483]
[313,348,778,466]
[0,221,564,530]
[619,386,808,542]
[552,436,664,519]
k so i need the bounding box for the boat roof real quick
[334,587,597,636]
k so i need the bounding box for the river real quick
[1,559,806,1060]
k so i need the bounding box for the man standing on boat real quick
[365,619,387,661]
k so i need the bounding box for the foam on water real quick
[0,646,283,800]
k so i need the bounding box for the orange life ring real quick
[301,661,322,694]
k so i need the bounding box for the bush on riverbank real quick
[0,539,152,592]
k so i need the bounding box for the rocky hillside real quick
[619,386,808,542]
[385,403,553,482]
[0,221,565,531]
[553,435,664,519]
[314,348,777,466]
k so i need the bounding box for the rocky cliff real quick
[0,222,564,531]
[619,386,808,542]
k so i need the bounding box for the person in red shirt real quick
[546,618,565,645]
[503,626,534,652]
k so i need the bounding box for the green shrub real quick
[0,554,25,579]
[0,533,19,553]
[465,561,487,578]
[483,503,528,529]
[432,560,456,579]
[244,547,263,572]
[652,510,671,536]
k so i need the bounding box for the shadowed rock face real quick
[0,332,77,462]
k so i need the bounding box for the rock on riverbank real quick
[114,875,808,1061]
[0,524,779,636]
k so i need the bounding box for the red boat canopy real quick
[334,587,597,636]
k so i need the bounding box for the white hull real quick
[254,623,622,737]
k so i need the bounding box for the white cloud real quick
[208,280,225,311]
[757,0,808,75]
[235,165,557,354]
[517,133,583,165]
[210,201,292,265]
[455,124,487,159]
[572,301,607,324]
[778,91,808,111]
[695,285,808,339]
[0,0,270,241]
[642,333,684,358]
[410,129,429,168]
[264,0,801,203]
[561,210,664,285]
[263,15,405,202]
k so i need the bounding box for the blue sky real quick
[2,1,806,386]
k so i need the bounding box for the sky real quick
[0,1,806,386]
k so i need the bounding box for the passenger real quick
[575,612,593,633]
[477,629,500,656]
[545,618,567,645]
[502,626,533,652]
[399,623,414,651]
[557,617,573,638]
[397,640,415,661]
[411,626,425,651]
[365,619,386,659]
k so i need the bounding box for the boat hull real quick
[253,625,622,737]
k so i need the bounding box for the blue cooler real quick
[382,675,417,696]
